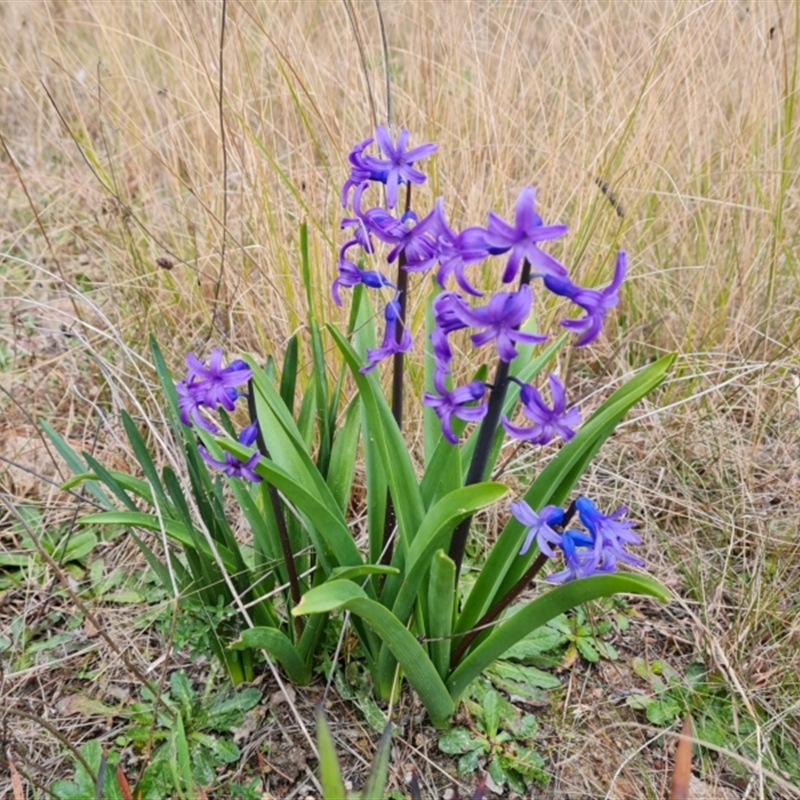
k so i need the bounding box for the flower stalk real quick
[447,258,534,576]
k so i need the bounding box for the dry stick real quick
[374,0,392,128]
[209,0,229,334]
[0,493,176,721]
[246,380,303,636]
[342,0,378,130]
[4,707,98,785]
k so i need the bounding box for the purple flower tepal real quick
[431,199,489,296]
[575,495,644,572]
[423,371,487,445]
[175,379,218,433]
[455,284,547,362]
[360,298,413,373]
[184,348,251,412]
[484,186,569,284]
[364,126,438,209]
[546,529,597,583]
[511,500,565,557]
[545,250,627,346]
[341,137,389,208]
[502,374,581,444]
[198,423,262,482]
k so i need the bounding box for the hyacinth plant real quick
[50,127,672,728]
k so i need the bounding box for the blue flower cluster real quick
[175,348,261,482]
[511,497,644,583]
[334,126,625,447]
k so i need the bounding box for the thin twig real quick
[342,0,378,129]
[374,0,392,127]
[210,0,229,332]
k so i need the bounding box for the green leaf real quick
[121,410,171,512]
[438,728,475,755]
[326,396,361,513]
[448,573,670,701]
[231,627,310,685]
[294,581,455,726]
[327,324,425,549]
[360,723,394,800]
[483,689,501,739]
[486,661,560,699]
[503,626,565,661]
[39,419,112,509]
[576,638,600,663]
[329,564,399,582]
[77,511,239,572]
[488,757,509,788]
[376,482,508,689]
[280,334,299,414]
[456,353,675,638]
[427,551,456,680]
[215,435,363,573]
[316,707,347,800]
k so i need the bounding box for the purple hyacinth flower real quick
[502,373,581,444]
[360,298,413,373]
[546,529,597,583]
[545,250,627,346]
[454,284,547,362]
[331,259,394,306]
[340,215,375,255]
[359,206,441,272]
[429,324,454,377]
[363,126,438,209]
[423,371,487,445]
[511,500,565,557]
[575,495,644,572]
[184,348,251,412]
[483,186,569,284]
[198,423,262,482]
[432,291,471,335]
[431,199,489,296]
[175,379,219,433]
[341,137,389,208]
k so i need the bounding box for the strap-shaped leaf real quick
[231,627,310,685]
[326,396,361,514]
[375,482,507,691]
[448,573,670,701]
[361,722,394,800]
[315,707,347,800]
[216,436,363,571]
[39,419,112,509]
[77,511,239,572]
[427,551,456,680]
[327,325,425,548]
[456,353,675,636]
[294,581,455,727]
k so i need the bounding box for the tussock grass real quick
[1,0,799,796]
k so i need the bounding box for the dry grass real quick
[1,0,800,797]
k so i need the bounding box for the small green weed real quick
[50,671,262,799]
[439,684,548,793]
